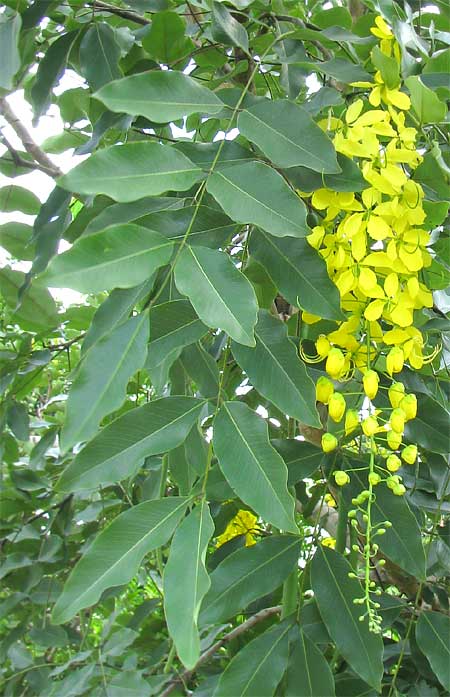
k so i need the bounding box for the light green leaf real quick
[44,224,173,293]
[232,310,320,427]
[0,185,41,215]
[416,611,450,690]
[405,75,447,123]
[0,11,21,91]
[0,267,59,331]
[286,626,335,697]
[57,397,205,491]
[80,22,122,91]
[58,143,203,202]
[95,71,224,123]
[238,100,340,172]
[214,402,297,532]
[164,501,214,668]
[211,1,248,52]
[174,245,258,347]
[60,313,149,453]
[249,229,343,320]
[311,546,383,691]
[52,497,188,623]
[0,223,34,260]
[207,161,309,238]
[200,535,300,625]
[85,197,182,235]
[31,31,79,122]
[213,621,290,697]
[81,280,153,354]
[142,11,194,64]
[147,299,207,371]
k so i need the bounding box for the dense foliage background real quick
[0,0,449,695]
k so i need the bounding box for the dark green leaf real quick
[214,402,297,532]
[272,440,323,485]
[0,223,34,260]
[249,229,343,320]
[207,162,309,238]
[284,153,367,193]
[60,313,149,452]
[0,11,21,90]
[58,143,202,202]
[139,205,236,249]
[7,402,29,441]
[180,343,219,399]
[31,31,79,122]
[52,497,188,623]
[238,100,340,172]
[85,197,182,235]
[213,621,290,697]
[0,185,40,214]
[164,501,214,668]
[147,300,207,371]
[211,1,248,52]
[44,224,173,293]
[311,547,383,691]
[405,396,449,455]
[174,245,258,347]
[57,397,205,491]
[232,310,320,427]
[416,611,450,690]
[405,75,447,123]
[80,22,122,91]
[0,267,59,331]
[200,535,300,625]
[286,626,335,697]
[142,11,194,64]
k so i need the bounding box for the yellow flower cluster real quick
[216,509,258,547]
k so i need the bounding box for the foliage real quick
[0,0,449,695]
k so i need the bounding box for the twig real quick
[0,146,58,178]
[0,98,62,178]
[44,334,86,351]
[160,605,282,697]
[89,0,149,25]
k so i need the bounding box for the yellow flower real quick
[345,409,359,435]
[329,392,346,422]
[322,537,336,549]
[362,415,378,436]
[334,470,350,486]
[363,370,379,400]
[316,334,331,358]
[386,454,401,472]
[399,394,417,420]
[316,376,334,404]
[216,510,258,548]
[326,347,346,379]
[389,382,405,408]
[390,408,405,434]
[322,433,338,453]
[387,430,402,450]
[401,444,418,465]
[386,346,404,375]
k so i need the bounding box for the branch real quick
[160,605,282,697]
[0,98,62,178]
[89,0,149,25]
[0,141,59,178]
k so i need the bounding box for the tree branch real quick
[89,0,150,25]
[0,98,62,178]
[160,605,282,697]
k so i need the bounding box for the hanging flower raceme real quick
[298,15,442,634]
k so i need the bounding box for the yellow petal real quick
[384,273,399,298]
[364,299,385,321]
[346,99,364,124]
[367,216,392,240]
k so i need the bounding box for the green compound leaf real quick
[416,611,450,690]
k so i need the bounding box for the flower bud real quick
[369,472,381,486]
[386,346,404,375]
[316,376,334,404]
[378,559,386,566]
[324,493,337,507]
[387,475,401,490]
[387,429,402,450]
[363,369,379,400]
[316,334,331,358]
[334,470,350,486]
[345,409,359,435]
[399,393,417,420]
[390,408,405,434]
[388,382,405,408]
[401,444,417,465]
[386,454,401,472]
[362,415,378,436]
[393,483,406,496]
[326,347,346,379]
[322,432,338,453]
[329,392,346,422]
